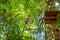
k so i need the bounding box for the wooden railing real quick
[44,11,60,24]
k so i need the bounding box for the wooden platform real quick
[44,11,60,24]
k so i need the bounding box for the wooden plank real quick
[45,17,56,19]
[44,10,60,24]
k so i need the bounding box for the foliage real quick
[56,14,60,28]
[0,0,47,40]
[0,0,60,40]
